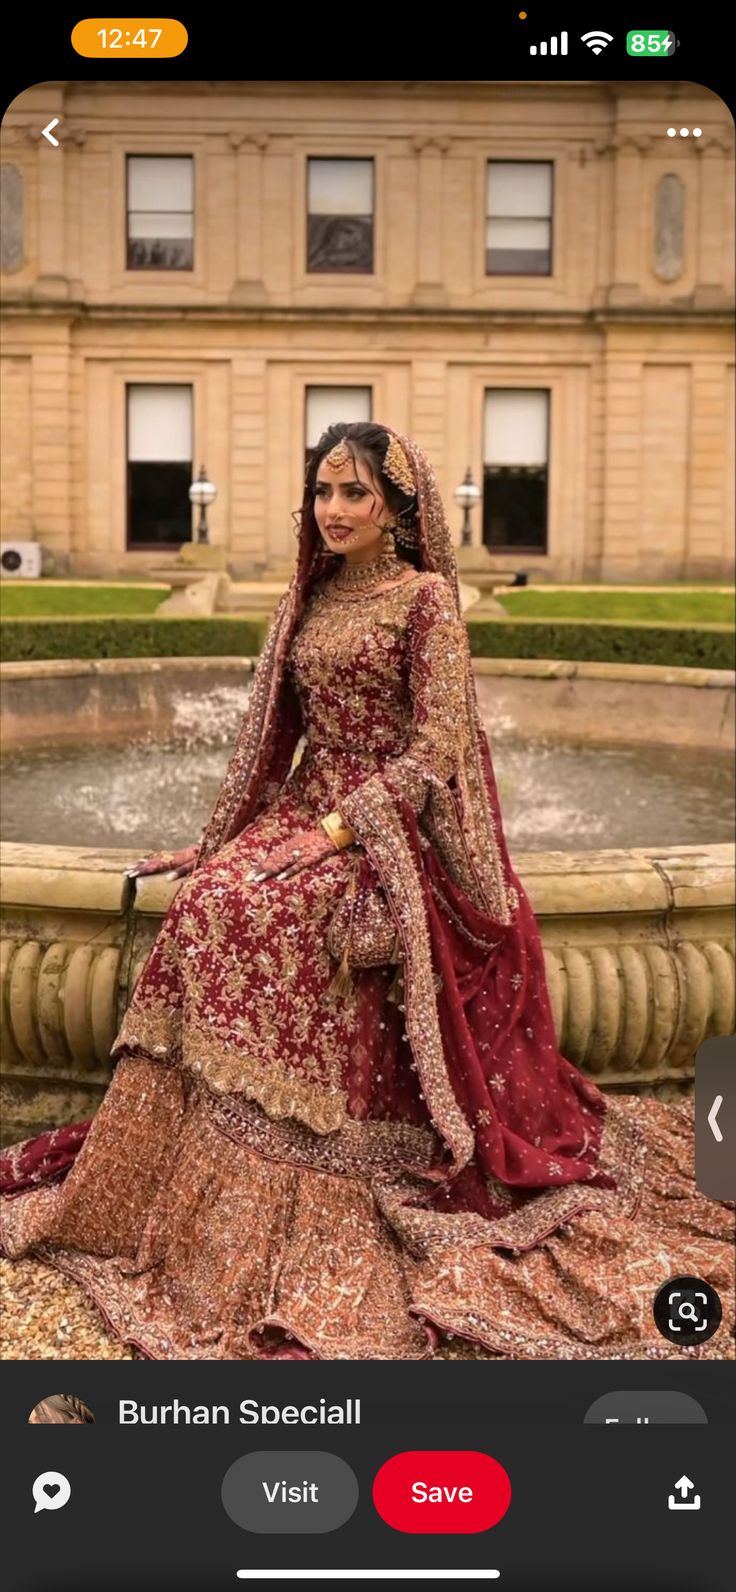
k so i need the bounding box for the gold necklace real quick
[327,532,411,598]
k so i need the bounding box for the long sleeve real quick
[337,574,470,828]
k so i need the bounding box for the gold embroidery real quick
[337,779,476,1175]
[199,1076,439,1178]
[113,1009,350,1137]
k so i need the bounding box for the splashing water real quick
[1,683,732,853]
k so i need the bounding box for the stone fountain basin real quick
[1,656,733,752]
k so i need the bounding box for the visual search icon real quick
[581,30,614,54]
[653,1276,723,1346]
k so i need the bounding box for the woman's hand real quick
[122,844,200,882]
[245,826,339,883]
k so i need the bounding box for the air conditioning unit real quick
[0,541,43,579]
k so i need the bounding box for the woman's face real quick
[313,450,392,560]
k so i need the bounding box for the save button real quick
[373,1450,511,1534]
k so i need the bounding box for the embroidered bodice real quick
[287,571,469,816]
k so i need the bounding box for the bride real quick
[1,423,731,1360]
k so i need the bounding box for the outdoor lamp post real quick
[189,465,217,545]
[454,467,481,548]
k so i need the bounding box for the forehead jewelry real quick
[323,439,352,471]
[382,435,414,496]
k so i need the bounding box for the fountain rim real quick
[1,654,734,689]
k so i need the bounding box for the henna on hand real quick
[245,827,337,883]
[122,844,200,881]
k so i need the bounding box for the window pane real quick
[128,462,192,547]
[308,159,373,216]
[486,217,551,274]
[127,156,193,270]
[483,390,549,552]
[307,158,374,273]
[128,212,193,240]
[305,386,372,449]
[484,390,549,465]
[487,161,552,217]
[128,157,193,211]
[483,467,548,550]
[127,236,193,269]
[128,385,192,462]
[307,214,373,272]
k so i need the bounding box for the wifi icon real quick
[581,29,614,54]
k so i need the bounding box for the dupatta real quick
[192,429,644,1249]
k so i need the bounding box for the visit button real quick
[373,1450,511,1534]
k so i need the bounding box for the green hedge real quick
[1,613,734,670]
[0,615,270,662]
[465,617,736,670]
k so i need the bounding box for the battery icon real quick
[626,29,679,54]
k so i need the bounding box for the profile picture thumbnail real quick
[28,1394,95,1425]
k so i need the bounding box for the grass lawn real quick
[1,585,172,617]
[1,583,733,626]
[497,590,734,624]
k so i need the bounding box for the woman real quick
[1,423,731,1360]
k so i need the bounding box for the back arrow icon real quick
[708,1095,723,1143]
[42,119,60,146]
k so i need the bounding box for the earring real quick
[394,506,420,550]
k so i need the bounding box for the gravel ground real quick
[1,1259,137,1360]
[1,1257,491,1361]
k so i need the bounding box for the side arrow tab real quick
[41,119,60,147]
[708,1094,723,1143]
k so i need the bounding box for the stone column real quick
[694,134,731,309]
[410,135,450,306]
[598,134,652,307]
[30,108,70,300]
[229,131,269,305]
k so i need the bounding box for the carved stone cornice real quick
[410,135,451,155]
[593,135,655,158]
[227,131,271,153]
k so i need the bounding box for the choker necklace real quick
[327,532,412,597]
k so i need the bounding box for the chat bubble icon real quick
[33,1472,71,1513]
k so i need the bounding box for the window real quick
[485,162,553,275]
[127,385,193,548]
[483,390,549,552]
[127,156,193,270]
[307,159,374,273]
[305,387,372,470]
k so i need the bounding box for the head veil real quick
[193,427,635,1226]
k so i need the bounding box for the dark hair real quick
[305,422,421,569]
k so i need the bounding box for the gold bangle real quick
[320,810,356,850]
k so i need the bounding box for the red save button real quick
[373,1450,511,1534]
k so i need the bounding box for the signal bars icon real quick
[529,30,568,55]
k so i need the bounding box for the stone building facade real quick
[1,79,733,580]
